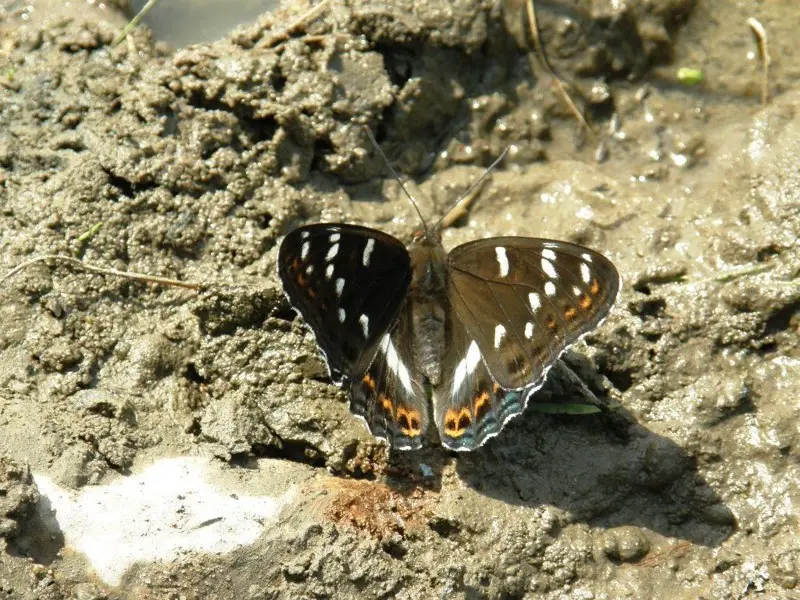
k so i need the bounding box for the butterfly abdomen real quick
[411,297,446,386]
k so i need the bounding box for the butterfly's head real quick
[410,225,442,247]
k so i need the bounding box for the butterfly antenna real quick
[432,146,510,232]
[363,126,430,233]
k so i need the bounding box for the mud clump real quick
[0,454,39,544]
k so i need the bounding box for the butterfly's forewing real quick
[349,303,428,450]
[448,238,620,390]
[278,224,412,384]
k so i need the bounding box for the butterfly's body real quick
[408,234,448,387]
[278,220,620,452]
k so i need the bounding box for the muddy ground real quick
[0,0,799,598]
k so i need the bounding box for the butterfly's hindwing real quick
[434,309,526,450]
[349,304,428,450]
[278,224,412,384]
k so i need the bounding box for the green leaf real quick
[529,403,602,415]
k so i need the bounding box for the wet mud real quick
[0,0,799,598]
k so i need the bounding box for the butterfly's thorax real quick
[407,236,449,386]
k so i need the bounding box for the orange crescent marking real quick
[378,393,394,417]
[580,294,593,309]
[362,374,376,391]
[474,391,490,419]
[396,405,422,437]
[564,307,577,320]
[444,406,472,437]
[590,278,601,295]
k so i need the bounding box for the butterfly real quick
[277,192,620,452]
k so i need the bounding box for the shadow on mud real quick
[457,357,734,547]
[7,492,66,566]
[390,352,735,547]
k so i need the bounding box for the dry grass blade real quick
[525,0,593,136]
[437,178,488,230]
[436,147,509,230]
[0,255,201,291]
[746,17,771,105]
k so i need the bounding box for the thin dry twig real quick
[112,0,162,47]
[257,0,331,49]
[525,0,593,136]
[0,255,201,291]
[671,262,792,288]
[707,262,773,284]
[746,17,771,105]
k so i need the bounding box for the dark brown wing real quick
[278,223,412,385]
[349,303,429,450]
[447,237,619,390]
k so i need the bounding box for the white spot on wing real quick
[452,340,482,397]
[494,324,506,349]
[335,278,345,297]
[359,314,369,338]
[325,264,334,280]
[525,322,534,339]
[581,252,593,263]
[325,243,339,262]
[363,238,375,267]
[329,233,341,243]
[541,258,558,279]
[529,292,541,312]
[380,334,413,393]
[542,248,556,260]
[301,241,310,261]
[573,286,581,296]
[338,308,346,323]
[466,340,481,371]
[305,265,314,275]
[545,281,556,296]
[495,247,509,277]
[300,231,310,239]
[580,262,591,284]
